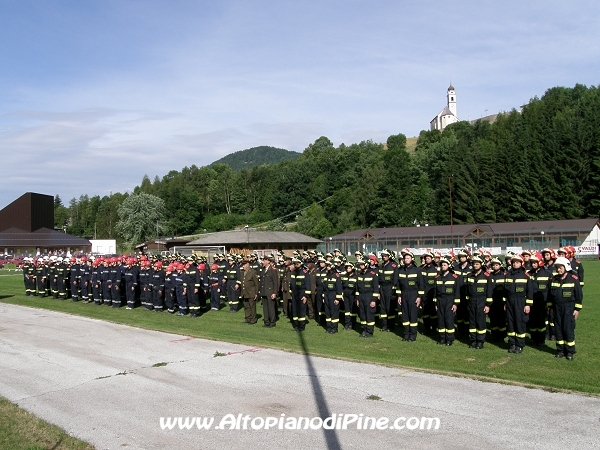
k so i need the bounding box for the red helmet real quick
[211,264,219,271]
[70,257,76,263]
[153,261,163,269]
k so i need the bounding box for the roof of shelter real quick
[187,230,322,246]
[0,227,91,247]
[330,218,599,241]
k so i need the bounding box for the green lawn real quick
[1,263,599,395]
[0,396,93,450]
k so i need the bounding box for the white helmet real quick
[554,256,572,272]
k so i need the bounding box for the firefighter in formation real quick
[20,245,583,359]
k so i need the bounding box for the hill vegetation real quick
[210,146,300,171]
[56,84,600,242]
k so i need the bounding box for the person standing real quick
[434,258,461,346]
[397,251,425,342]
[527,253,551,346]
[505,255,533,354]
[356,259,379,338]
[322,261,343,334]
[465,256,493,349]
[548,257,583,360]
[259,254,280,328]
[378,249,398,332]
[290,258,311,331]
[488,258,508,342]
[340,261,358,330]
[240,259,260,325]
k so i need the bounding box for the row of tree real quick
[56,84,600,246]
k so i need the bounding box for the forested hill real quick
[57,84,600,243]
[211,146,300,170]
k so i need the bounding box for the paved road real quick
[0,303,598,450]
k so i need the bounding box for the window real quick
[451,97,454,101]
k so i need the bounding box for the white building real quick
[430,84,458,131]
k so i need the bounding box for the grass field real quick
[0,396,92,450]
[1,263,599,395]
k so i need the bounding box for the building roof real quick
[0,227,91,247]
[330,218,599,241]
[187,230,322,246]
[448,83,455,91]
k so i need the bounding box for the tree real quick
[115,193,168,245]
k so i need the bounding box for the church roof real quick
[440,106,455,117]
[448,83,455,91]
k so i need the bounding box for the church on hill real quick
[430,84,458,131]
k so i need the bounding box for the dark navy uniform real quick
[527,265,552,345]
[356,267,379,338]
[488,268,507,341]
[378,259,398,332]
[340,268,358,329]
[434,270,461,345]
[397,263,425,341]
[465,269,493,346]
[290,265,311,331]
[322,270,343,333]
[548,272,583,358]
[504,267,533,352]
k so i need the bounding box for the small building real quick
[328,218,599,257]
[186,230,322,255]
[0,192,91,256]
[430,84,458,131]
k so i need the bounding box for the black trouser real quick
[51,278,59,298]
[37,277,47,297]
[165,288,175,312]
[358,295,376,336]
[102,283,112,305]
[71,279,80,300]
[379,285,396,330]
[262,296,276,326]
[152,286,164,311]
[210,287,220,310]
[315,289,324,322]
[176,287,187,314]
[291,293,307,330]
[456,296,469,336]
[529,297,547,344]
[58,278,67,299]
[468,298,487,343]
[545,309,556,340]
[323,292,340,332]
[188,287,200,316]
[111,283,121,307]
[554,303,576,355]
[506,296,527,348]
[437,297,455,343]
[227,282,239,311]
[400,291,419,340]
[342,290,356,328]
[141,284,153,310]
[422,290,437,334]
[80,280,90,301]
[489,298,506,340]
[126,283,136,307]
[92,283,102,304]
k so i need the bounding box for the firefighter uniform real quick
[397,260,425,341]
[356,263,380,338]
[322,267,343,333]
[465,267,493,347]
[420,260,439,335]
[527,264,552,345]
[488,265,508,341]
[340,264,358,330]
[504,260,533,353]
[548,262,583,359]
[290,261,311,331]
[434,268,461,345]
[378,256,398,332]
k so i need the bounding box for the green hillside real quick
[211,146,300,170]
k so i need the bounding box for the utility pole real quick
[449,175,454,250]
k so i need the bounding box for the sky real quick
[1,0,599,207]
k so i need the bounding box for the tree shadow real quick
[297,330,342,450]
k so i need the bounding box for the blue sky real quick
[1,0,599,207]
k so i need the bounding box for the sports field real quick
[1,262,598,395]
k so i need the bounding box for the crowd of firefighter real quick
[20,244,583,359]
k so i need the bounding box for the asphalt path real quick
[0,303,598,450]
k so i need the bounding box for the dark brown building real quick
[0,192,91,256]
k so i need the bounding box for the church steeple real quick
[447,83,457,117]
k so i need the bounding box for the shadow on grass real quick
[298,329,342,450]
[0,295,14,300]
